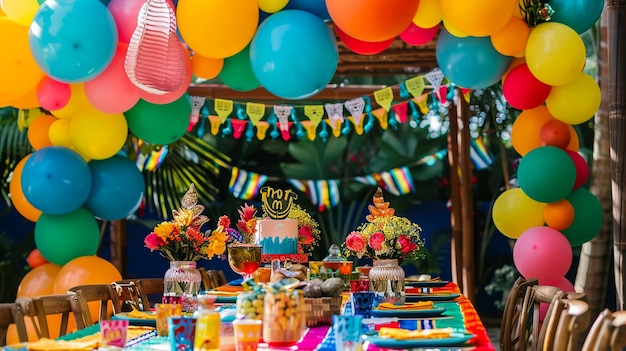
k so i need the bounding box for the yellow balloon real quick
[51,83,93,119]
[177,0,259,58]
[10,154,41,222]
[48,118,73,148]
[258,0,288,13]
[525,22,586,86]
[439,0,517,37]
[545,72,601,125]
[70,110,128,160]
[0,0,38,25]
[442,17,468,38]
[493,188,546,239]
[0,18,45,101]
[413,0,443,29]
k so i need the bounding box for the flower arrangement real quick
[144,184,228,261]
[217,191,321,255]
[343,188,425,261]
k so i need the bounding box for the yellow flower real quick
[154,222,175,239]
[174,208,195,227]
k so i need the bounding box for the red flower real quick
[346,231,366,252]
[398,234,418,254]
[369,232,385,251]
[298,226,315,245]
[144,232,165,250]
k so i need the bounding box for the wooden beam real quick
[447,94,463,291]
[110,219,127,277]
[458,93,475,302]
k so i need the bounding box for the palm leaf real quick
[0,108,32,205]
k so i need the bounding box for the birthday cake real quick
[256,219,299,255]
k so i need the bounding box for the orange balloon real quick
[9,154,41,222]
[27,249,49,269]
[27,114,57,150]
[566,125,580,151]
[7,316,40,343]
[191,53,224,80]
[327,0,420,41]
[7,89,40,109]
[53,256,122,294]
[511,106,555,156]
[490,16,530,57]
[17,263,63,297]
[440,0,517,37]
[544,199,575,230]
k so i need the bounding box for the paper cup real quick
[233,319,262,351]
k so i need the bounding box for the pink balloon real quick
[513,226,573,282]
[84,45,141,113]
[36,77,71,111]
[399,22,440,46]
[336,26,394,55]
[566,150,589,189]
[108,0,175,43]
[137,44,192,104]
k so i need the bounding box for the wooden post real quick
[447,94,464,290]
[109,219,127,277]
[458,93,475,302]
[607,0,626,310]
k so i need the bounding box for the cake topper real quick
[259,186,298,219]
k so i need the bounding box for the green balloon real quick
[562,188,603,246]
[218,45,260,92]
[35,207,100,266]
[517,146,576,203]
[124,94,191,145]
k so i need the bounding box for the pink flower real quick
[398,234,418,254]
[144,232,165,250]
[346,231,366,252]
[369,232,385,251]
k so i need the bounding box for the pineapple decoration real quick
[366,187,395,221]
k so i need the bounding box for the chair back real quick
[17,294,90,339]
[135,278,164,309]
[199,268,227,290]
[0,302,28,346]
[582,309,626,351]
[500,277,539,351]
[552,299,591,351]
[111,278,164,311]
[67,284,118,321]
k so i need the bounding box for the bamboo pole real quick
[458,93,475,302]
[447,93,463,290]
[109,219,127,277]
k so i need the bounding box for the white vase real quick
[368,259,406,305]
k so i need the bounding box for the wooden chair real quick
[111,278,164,311]
[198,267,214,290]
[552,299,591,351]
[0,302,28,346]
[135,278,164,309]
[500,277,539,351]
[581,309,626,351]
[67,284,118,321]
[198,268,226,290]
[17,294,90,339]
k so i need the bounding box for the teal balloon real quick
[35,207,100,265]
[124,94,191,145]
[218,45,260,92]
[517,146,576,203]
[21,146,92,215]
[562,188,603,246]
[250,10,338,99]
[85,155,145,220]
[436,29,512,89]
[550,0,605,34]
[29,0,117,83]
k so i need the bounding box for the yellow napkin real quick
[376,301,434,310]
[205,290,240,296]
[26,337,100,351]
[126,309,157,320]
[378,327,454,340]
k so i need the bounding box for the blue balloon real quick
[250,10,338,100]
[550,0,604,34]
[436,29,512,89]
[29,0,118,83]
[21,146,92,215]
[284,0,331,21]
[85,155,145,220]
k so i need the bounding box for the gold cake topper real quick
[260,186,298,219]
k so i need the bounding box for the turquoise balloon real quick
[284,0,330,20]
[29,0,118,83]
[562,188,603,246]
[218,45,260,92]
[85,155,145,220]
[250,10,338,99]
[124,94,191,145]
[436,29,512,89]
[21,146,92,215]
[35,207,100,265]
[550,0,605,34]
[517,146,576,203]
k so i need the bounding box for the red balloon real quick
[399,22,440,46]
[336,26,394,55]
[503,64,552,110]
[26,249,49,269]
[540,119,571,149]
[566,150,589,189]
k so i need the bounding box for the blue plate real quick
[371,307,447,318]
[215,296,238,304]
[405,280,450,287]
[112,312,157,327]
[366,332,474,349]
[405,293,461,302]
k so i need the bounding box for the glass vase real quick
[368,259,405,305]
[163,260,202,312]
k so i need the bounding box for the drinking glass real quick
[227,243,262,280]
